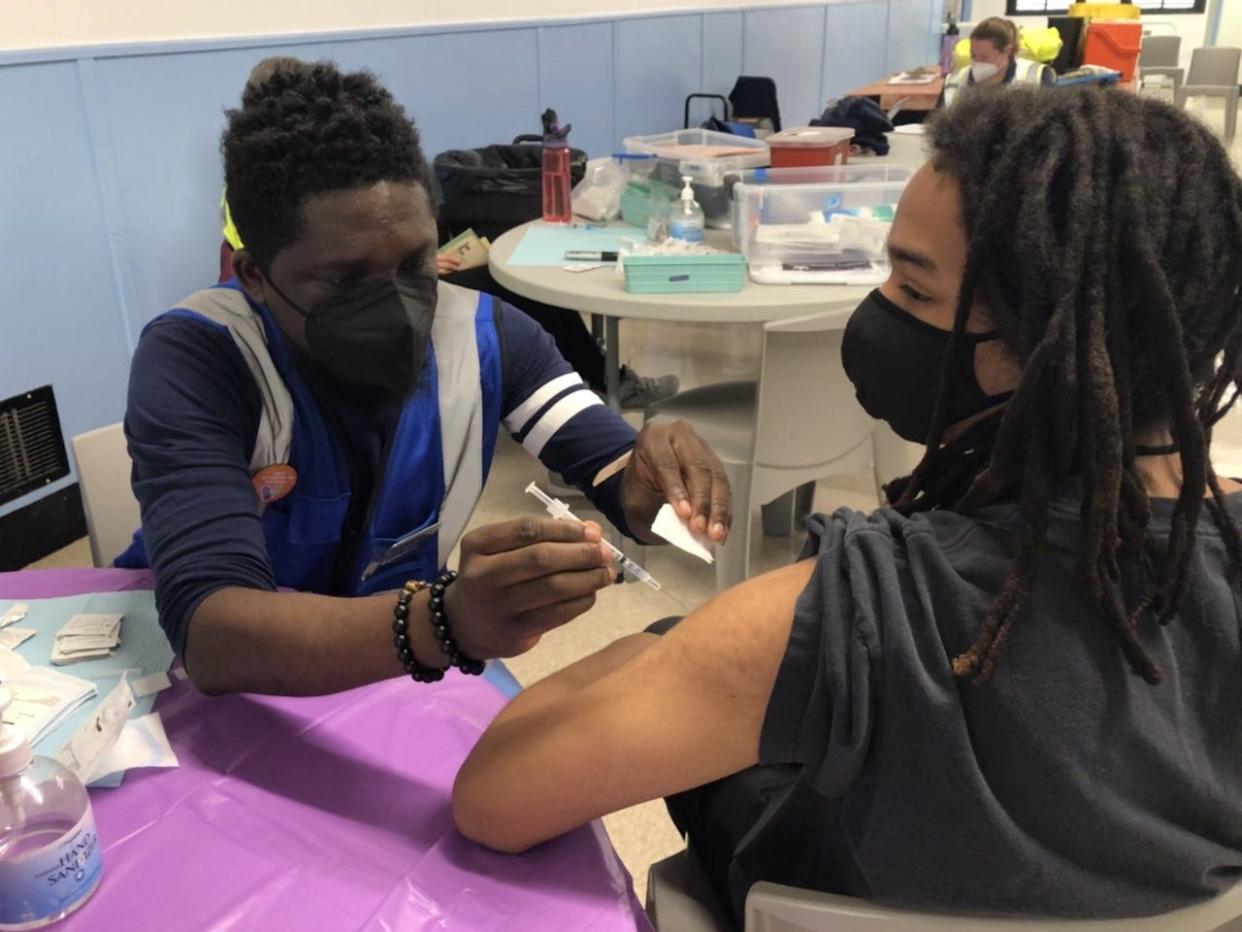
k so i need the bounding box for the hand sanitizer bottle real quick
[0,688,103,929]
[668,175,705,243]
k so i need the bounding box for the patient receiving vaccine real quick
[453,88,1242,926]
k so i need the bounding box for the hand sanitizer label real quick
[668,218,705,243]
[0,807,103,925]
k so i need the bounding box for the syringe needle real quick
[525,482,673,598]
[661,590,689,611]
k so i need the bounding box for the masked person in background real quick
[118,59,732,697]
[942,17,1054,106]
[453,89,1242,927]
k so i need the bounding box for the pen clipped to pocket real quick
[360,521,442,583]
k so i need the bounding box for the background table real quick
[489,136,927,413]
[846,68,945,112]
[0,569,652,932]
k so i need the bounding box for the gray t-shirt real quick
[756,488,1242,918]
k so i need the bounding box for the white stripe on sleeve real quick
[502,372,584,434]
[521,390,605,458]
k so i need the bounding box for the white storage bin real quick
[730,164,911,284]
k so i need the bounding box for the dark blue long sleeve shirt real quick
[124,294,637,656]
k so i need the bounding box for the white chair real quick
[646,311,918,591]
[1138,35,1183,99]
[70,423,140,567]
[1177,47,1241,140]
[647,849,1242,932]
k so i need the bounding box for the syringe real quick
[525,481,665,592]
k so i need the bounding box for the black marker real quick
[565,250,619,262]
[781,260,872,272]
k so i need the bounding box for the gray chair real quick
[1177,47,1241,140]
[1139,35,1183,98]
[645,311,883,591]
[647,848,735,931]
[647,849,1242,932]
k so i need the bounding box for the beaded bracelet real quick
[426,570,485,676]
[393,581,445,683]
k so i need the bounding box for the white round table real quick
[488,133,927,410]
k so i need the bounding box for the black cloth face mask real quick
[265,274,437,399]
[841,289,1012,444]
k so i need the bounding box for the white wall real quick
[1219,0,1242,47]
[967,0,1211,70]
[5,0,831,51]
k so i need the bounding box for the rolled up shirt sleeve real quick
[124,315,276,657]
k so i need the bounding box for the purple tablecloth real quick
[0,569,652,931]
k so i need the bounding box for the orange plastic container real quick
[1082,21,1142,82]
[767,127,854,168]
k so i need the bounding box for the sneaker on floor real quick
[617,366,680,410]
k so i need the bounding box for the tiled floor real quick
[29,93,1242,910]
[26,537,92,570]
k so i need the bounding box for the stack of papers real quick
[0,604,35,651]
[0,591,177,790]
[0,650,98,746]
[0,591,176,787]
[56,676,136,782]
[438,228,491,271]
[889,69,939,85]
[87,712,178,785]
[0,628,35,650]
[52,613,122,665]
[0,603,28,628]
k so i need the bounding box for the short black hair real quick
[222,59,433,269]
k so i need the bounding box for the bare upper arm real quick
[453,558,817,852]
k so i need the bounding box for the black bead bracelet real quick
[392,570,485,683]
[393,580,444,683]
[426,569,485,677]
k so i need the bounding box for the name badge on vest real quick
[252,464,298,505]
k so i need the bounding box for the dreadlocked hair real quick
[893,87,1242,686]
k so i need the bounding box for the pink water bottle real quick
[541,108,573,224]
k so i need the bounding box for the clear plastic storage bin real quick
[729,164,912,284]
[623,129,770,229]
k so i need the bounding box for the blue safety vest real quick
[117,280,502,595]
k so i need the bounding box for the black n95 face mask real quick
[268,274,437,398]
[840,289,1011,444]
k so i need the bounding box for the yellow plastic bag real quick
[954,36,971,70]
[954,26,1063,69]
[1020,27,1063,64]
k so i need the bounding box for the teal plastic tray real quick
[623,253,746,294]
[620,179,677,229]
